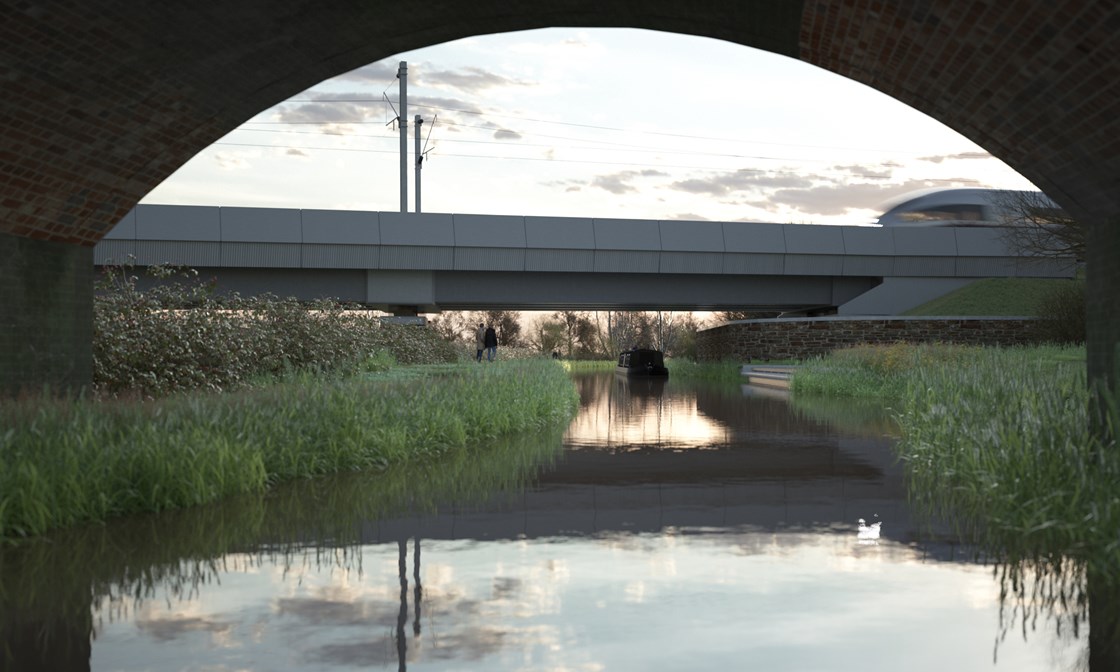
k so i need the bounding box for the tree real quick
[651,311,704,357]
[480,310,523,346]
[552,310,597,358]
[715,310,780,323]
[534,319,566,355]
[992,190,1084,263]
[427,311,473,342]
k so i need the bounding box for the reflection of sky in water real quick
[565,377,730,451]
[90,531,1082,671]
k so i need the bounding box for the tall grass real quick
[792,343,1104,563]
[668,359,744,382]
[0,360,579,541]
[792,342,1117,637]
[561,360,615,373]
[0,425,567,648]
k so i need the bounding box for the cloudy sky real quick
[142,28,1037,226]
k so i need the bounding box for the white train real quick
[874,188,1060,227]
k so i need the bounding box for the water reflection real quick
[0,374,1090,671]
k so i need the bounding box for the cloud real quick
[214,153,250,170]
[831,164,894,179]
[137,616,233,641]
[589,169,669,195]
[668,169,814,197]
[275,101,376,126]
[668,213,709,221]
[764,177,986,216]
[493,129,522,140]
[286,148,309,157]
[417,66,534,93]
[272,92,486,138]
[592,174,639,194]
[918,151,992,163]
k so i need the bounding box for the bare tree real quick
[992,190,1084,263]
[553,310,595,358]
[715,310,780,322]
[427,311,473,342]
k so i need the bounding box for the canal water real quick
[0,372,1086,671]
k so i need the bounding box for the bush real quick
[93,264,460,397]
[1033,278,1086,344]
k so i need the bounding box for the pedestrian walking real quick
[475,323,486,362]
[484,325,498,362]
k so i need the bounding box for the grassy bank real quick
[668,359,744,382]
[791,344,1120,574]
[902,277,1075,316]
[0,359,579,541]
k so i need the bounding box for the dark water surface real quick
[1,373,1084,670]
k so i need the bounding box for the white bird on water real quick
[857,518,882,541]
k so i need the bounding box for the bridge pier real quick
[0,233,93,396]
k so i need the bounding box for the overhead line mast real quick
[397,61,407,213]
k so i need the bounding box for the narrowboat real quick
[616,348,669,377]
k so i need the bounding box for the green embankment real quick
[0,359,579,541]
[902,277,1074,316]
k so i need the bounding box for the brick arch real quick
[1,0,1117,391]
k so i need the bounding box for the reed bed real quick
[669,359,744,382]
[560,360,615,373]
[0,426,567,627]
[0,359,579,541]
[793,343,1119,577]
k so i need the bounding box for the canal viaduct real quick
[97,204,1073,315]
[1,1,1117,397]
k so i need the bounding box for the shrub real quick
[93,264,460,397]
[1033,278,1086,344]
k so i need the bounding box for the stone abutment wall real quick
[696,317,1046,361]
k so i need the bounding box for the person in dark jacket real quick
[484,325,498,362]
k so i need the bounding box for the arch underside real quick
[0,0,1117,390]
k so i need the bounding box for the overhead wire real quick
[210,140,895,179]
[253,97,941,155]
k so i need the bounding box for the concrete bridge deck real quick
[95,204,1075,314]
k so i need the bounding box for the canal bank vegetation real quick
[93,264,465,398]
[792,343,1120,579]
[0,359,579,541]
[0,426,568,632]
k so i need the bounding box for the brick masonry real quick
[696,317,1046,362]
[0,231,93,395]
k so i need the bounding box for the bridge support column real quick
[1087,214,1120,390]
[0,232,93,396]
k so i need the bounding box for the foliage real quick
[1032,277,1086,344]
[667,359,743,382]
[792,342,1120,637]
[0,360,579,540]
[0,425,568,631]
[92,264,459,397]
[714,310,781,322]
[427,311,476,342]
[790,342,982,398]
[560,360,615,373]
[480,310,524,346]
[891,343,1120,619]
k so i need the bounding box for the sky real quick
[142,28,1038,227]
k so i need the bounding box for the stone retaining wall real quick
[695,317,1045,361]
